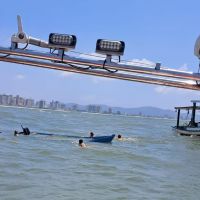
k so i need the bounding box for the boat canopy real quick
[174,100,200,128]
[175,106,200,110]
[175,100,200,110]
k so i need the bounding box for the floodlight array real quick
[1,15,200,91]
[99,40,121,51]
[48,33,76,50]
[96,39,125,56]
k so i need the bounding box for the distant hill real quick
[112,106,176,118]
[65,103,177,119]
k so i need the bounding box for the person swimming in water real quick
[117,134,122,140]
[14,127,31,136]
[79,139,86,148]
[89,132,94,138]
[14,130,24,136]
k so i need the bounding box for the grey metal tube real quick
[0,56,200,91]
[28,37,49,48]
[0,47,200,81]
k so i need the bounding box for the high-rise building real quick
[55,101,61,110]
[18,97,25,106]
[108,107,112,114]
[25,99,34,107]
[87,105,101,113]
[16,95,20,106]
[11,97,17,106]
[49,100,62,110]
[38,100,46,109]
[72,104,78,111]
[60,103,66,110]
[7,95,13,105]
[1,95,8,105]
[0,95,2,104]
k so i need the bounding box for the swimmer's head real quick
[117,134,122,139]
[90,132,94,137]
[79,139,86,148]
[79,139,83,145]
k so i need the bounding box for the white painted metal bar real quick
[0,55,200,91]
[1,15,199,91]
[0,47,200,81]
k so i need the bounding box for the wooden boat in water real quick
[36,133,115,143]
[173,100,200,136]
[88,134,115,143]
[16,128,115,143]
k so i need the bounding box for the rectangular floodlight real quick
[49,33,76,50]
[96,39,125,56]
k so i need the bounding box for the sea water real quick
[0,106,200,200]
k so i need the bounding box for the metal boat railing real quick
[0,15,200,91]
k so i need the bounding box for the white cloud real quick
[154,63,197,94]
[78,53,105,60]
[178,63,189,71]
[91,76,115,84]
[60,71,74,77]
[16,74,25,80]
[154,86,175,94]
[122,58,155,67]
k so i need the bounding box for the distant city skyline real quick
[0,92,112,112]
[0,92,178,119]
[1,1,200,109]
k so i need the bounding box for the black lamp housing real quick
[48,33,77,50]
[96,39,125,56]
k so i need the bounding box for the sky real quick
[0,0,200,109]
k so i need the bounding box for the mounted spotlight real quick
[96,39,125,56]
[48,33,77,50]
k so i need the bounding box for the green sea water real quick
[0,106,200,200]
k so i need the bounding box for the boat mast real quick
[176,109,180,127]
[191,101,196,127]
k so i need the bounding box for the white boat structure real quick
[173,100,200,136]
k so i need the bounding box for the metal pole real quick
[0,47,200,81]
[177,109,180,127]
[191,102,196,126]
[0,56,200,91]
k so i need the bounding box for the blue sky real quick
[0,0,200,109]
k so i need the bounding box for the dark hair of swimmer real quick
[118,134,122,139]
[79,139,83,145]
[90,132,94,138]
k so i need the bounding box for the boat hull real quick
[89,134,115,143]
[35,132,115,143]
[173,126,200,136]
